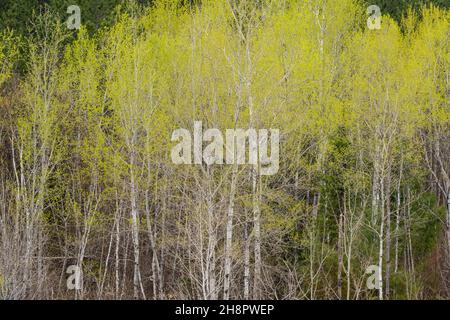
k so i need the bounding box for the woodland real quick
[0,0,449,300]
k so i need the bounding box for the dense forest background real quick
[1,0,449,34]
[0,0,448,300]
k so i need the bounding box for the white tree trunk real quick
[223,164,238,300]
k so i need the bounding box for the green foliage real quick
[0,0,448,300]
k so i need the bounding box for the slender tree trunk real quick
[145,190,162,299]
[252,169,262,299]
[337,194,344,299]
[446,190,450,264]
[243,220,250,299]
[372,147,381,225]
[394,157,403,273]
[206,186,217,300]
[385,165,392,299]
[130,155,145,299]
[223,163,238,300]
[378,176,385,300]
[406,187,414,274]
[309,192,320,300]
[115,199,121,300]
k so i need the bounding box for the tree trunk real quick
[243,220,250,299]
[223,163,238,300]
[337,194,344,299]
[378,176,385,300]
[394,157,403,273]
[130,155,145,299]
[385,165,392,299]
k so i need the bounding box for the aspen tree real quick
[13,8,68,298]
[0,29,19,299]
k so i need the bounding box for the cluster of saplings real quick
[0,0,448,300]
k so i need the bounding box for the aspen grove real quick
[0,0,449,300]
